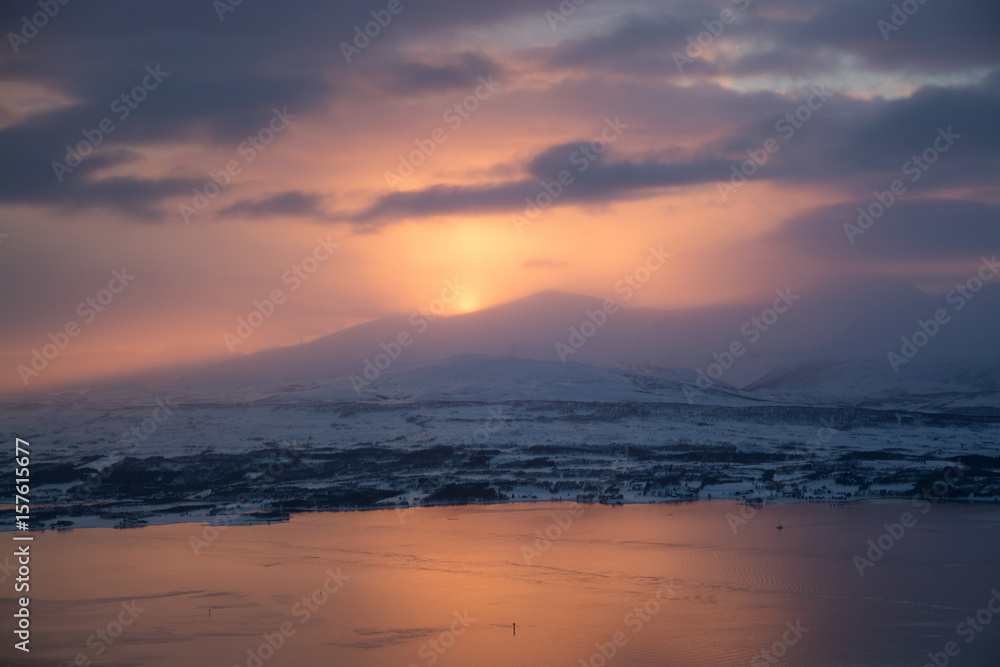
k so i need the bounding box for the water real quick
[8,500,1000,666]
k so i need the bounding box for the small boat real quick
[776,524,784,530]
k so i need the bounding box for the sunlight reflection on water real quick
[15,500,1000,666]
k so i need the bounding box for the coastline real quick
[4,493,998,534]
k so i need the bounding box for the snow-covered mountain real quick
[5,280,997,526]
[208,354,754,405]
[159,274,997,410]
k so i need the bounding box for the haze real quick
[1,0,997,393]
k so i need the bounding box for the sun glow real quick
[452,292,480,313]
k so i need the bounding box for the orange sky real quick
[0,0,996,393]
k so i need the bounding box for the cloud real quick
[344,74,1000,224]
[545,13,694,73]
[0,0,538,218]
[768,198,1000,261]
[539,0,1000,78]
[775,0,1000,74]
[218,191,330,220]
[382,52,503,95]
[346,151,730,224]
[1,0,997,225]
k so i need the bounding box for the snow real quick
[2,285,997,531]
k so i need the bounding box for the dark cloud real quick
[545,14,694,74]
[0,65,319,218]
[776,0,1000,74]
[348,140,730,223]
[0,108,205,219]
[0,0,542,217]
[346,75,1000,224]
[846,79,1000,163]
[384,52,502,95]
[1,0,997,222]
[768,198,1000,261]
[539,0,999,78]
[706,73,1000,195]
[218,191,330,220]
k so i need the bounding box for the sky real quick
[0,0,997,393]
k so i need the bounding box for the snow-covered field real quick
[4,285,997,531]
[5,388,998,531]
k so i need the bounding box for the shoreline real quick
[8,399,997,534]
[4,494,998,534]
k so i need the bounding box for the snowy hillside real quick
[161,276,999,410]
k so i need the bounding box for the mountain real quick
[152,274,1000,410]
[17,274,980,408]
[221,354,752,405]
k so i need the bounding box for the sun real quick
[452,293,480,314]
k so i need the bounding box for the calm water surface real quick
[9,500,1000,666]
